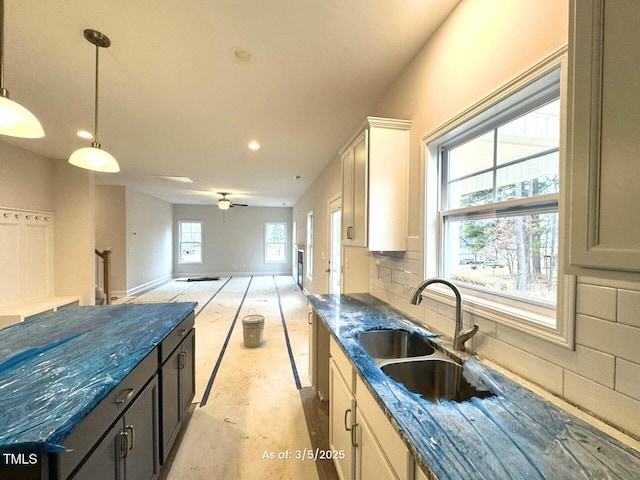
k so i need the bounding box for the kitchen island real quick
[0,302,197,480]
[309,293,640,479]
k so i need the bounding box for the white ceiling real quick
[3,0,458,207]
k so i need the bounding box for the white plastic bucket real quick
[242,314,265,348]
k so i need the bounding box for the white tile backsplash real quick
[576,283,617,321]
[618,289,640,327]
[576,314,640,364]
[371,250,640,439]
[616,359,640,402]
[564,371,640,438]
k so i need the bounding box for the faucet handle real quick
[454,324,479,351]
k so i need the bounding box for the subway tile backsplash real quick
[371,249,640,440]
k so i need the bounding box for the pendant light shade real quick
[0,0,44,138]
[68,29,119,173]
[69,146,119,173]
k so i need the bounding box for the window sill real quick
[419,278,575,349]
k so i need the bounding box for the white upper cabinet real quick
[340,117,412,251]
[566,0,640,275]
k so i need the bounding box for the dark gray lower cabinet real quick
[73,377,159,480]
[160,329,195,464]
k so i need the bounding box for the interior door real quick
[328,196,342,294]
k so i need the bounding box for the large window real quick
[265,222,287,263]
[424,58,575,347]
[441,99,560,307]
[179,221,202,263]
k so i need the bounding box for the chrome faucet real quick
[410,278,478,352]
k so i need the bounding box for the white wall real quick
[53,160,95,305]
[173,205,292,277]
[291,155,348,294]
[125,188,173,294]
[0,140,53,211]
[95,185,127,295]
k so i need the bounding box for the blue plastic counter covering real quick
[0,302,197,454]
[308,293,640,480]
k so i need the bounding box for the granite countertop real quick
[309,293,640,480]
[0,302,197,454]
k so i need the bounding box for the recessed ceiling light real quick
[76,130,93,139]
[153,175,193,183]
[248,141,260,151]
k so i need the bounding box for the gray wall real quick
[173,205,292,277]
[125,188,173,293]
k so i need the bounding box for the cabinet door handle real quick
[351,423,358,448]
[126,425,135,451]
[115,388,135,405]
[178,351,186,369]
[119,430,129,458]
[178,328,189,337]
[308,311,312,325]
[344,409,352,432]
[347,226,353,239]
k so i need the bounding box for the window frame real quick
[178,220,203,264]
[264,221,288,264]
[421,49,576,349]
[439,99,561,311]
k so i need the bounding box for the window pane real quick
[448,131,494,180]
[497,99,560,165]
[496,152,559,201]
[180,243,201,263]
[266,243,286,262]
[444,211,559,303]
[448,171,493,209]
[266,223,285,243]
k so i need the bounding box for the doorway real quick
[328,196,341,294]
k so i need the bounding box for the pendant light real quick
[68,29,119,173]
[0,0,44,138]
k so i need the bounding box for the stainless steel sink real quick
[380,358,494,404]
[357,329,435,360]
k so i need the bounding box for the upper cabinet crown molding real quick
[566,0,640,276]
[341,117,412,251]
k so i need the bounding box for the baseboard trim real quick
[172,271,292,278]
[126,274,173,297]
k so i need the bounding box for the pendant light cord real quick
[0,0,7,93]
[93,40,100,147]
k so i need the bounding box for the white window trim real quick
[307,210,314,280]
[420,47,576,349]
[264,221,288,264]
[178,220,203,264]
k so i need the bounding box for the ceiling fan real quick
[217,192,248,210]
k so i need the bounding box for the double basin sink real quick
[357,329,493,404]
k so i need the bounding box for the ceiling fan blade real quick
[231,203,249,207]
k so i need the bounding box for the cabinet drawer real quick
[54,349,158,479]
[159,312,195,364]
[356,375,410,480]
[330,336,354,392]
